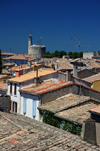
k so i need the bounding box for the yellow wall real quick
[91,80,100,91]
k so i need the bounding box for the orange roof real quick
[8,68,59,83]
[8,64,42,72]
[20,80,72,95]
[4,54,28,60]
[89,105,100,114]
[0,82,7,90]
[1,52,15,55]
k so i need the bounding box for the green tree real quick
[68,51,73,58]
[58,50,67,58]
[43,51,51,58]
[43,110,60,128]
[0,50,2,74]
[62,121,82,136]
[72,52,79,59]
[52,50,59,58]
[79,52,83,58]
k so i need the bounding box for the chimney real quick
[73,65,78,77]
[51,64,55,70]
[21,63,22,68]
[29,61,31,68]
[34,65,37,71]
[66,70,71,81]
[23,69,25,75]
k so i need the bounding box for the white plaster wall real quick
[7,82,20,113]
[7,83,10,95]
[83,52,94,59]
[20,93,40,121]
[26,98,32,118]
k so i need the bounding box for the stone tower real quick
[28,33,32,46]
[28,34,46,58]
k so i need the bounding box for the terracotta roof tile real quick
[55,103,97,124]
[8,68,59,83]
[89,105,100,114]
[0,82,7,91]
[20,80,72,95]
[0,111,98,150]
[4,54,28,60]
[38,94,90,113]
[83,73,100,83]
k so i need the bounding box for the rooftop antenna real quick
[37,37,47,45]
[10,48,12,53]
[69,37,90,95]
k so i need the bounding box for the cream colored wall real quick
[91,80,100,91]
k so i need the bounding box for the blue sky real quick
[0,0,100,54]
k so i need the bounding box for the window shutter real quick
[32,100,36,117]
[10,83,12,94]
[23,98,26,114]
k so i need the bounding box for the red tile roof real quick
[0,82,7,91]
[20,80,73,95]
[4,54,28,60]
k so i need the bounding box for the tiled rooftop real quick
[38,94,98,125]
[83,73,100,83]
[0,75,9,79]
[47,60,73,70]
[15,64,42,71]
[55,103,97,124]
[4,54,28,60]
[1,52,15,56]
[3,62,15,66]
[38,94,90,113]
[89,105,100,114]
[0,111,99,150]
[8,68,59,83]
[8,64,27,72]
[2,69,10,75]
[0,82,7,91]
[20,80,72,95]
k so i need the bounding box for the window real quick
[23,98,26,114]
[14,83,17,95]
[12,101,17,112]
[32,100,36,117]
[10,83,12,94]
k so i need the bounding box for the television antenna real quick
[69,37,90,95]
[37,37,47,45]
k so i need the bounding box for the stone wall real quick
[0,95,10,112]
[72,76,91,88]
[40,83,100,104]
[40,84,73,104]
[73,83,100,102]
[77,69,97,79]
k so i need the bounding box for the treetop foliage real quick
[44,50,83,59]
